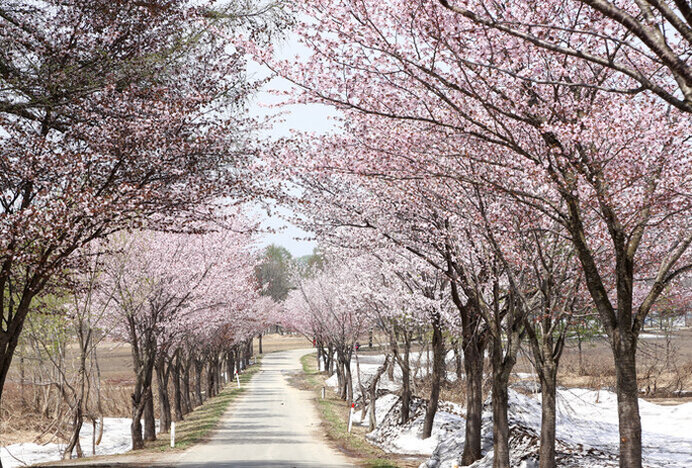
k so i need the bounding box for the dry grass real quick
[254,333,311,354]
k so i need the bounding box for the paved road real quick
[177,349,353,468]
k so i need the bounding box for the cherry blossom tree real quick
[285,257,371,405]
[0,0,285,415]
[438,0,692,113]
[263,2,691,466]
[101,221,262,449]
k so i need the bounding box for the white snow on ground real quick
[0,418,151,468]
[367,397,465,456]
[351,393,400,428]
[326,353,692,468]
[425,388,692,468]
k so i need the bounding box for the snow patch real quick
[1,418,153,468]
[424,388,692,468]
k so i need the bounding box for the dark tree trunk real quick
[63,405,84,459]
[143,387,156,441]
[226,349,235,384]
[448,271,486,466]
[258,333,263,354]
[344,352,354,406]
[0,292,34,409]
[423,314,445,438]
[491,362,511,468]
[236,347,244,374]
[462,339,484,465]
[244,339,252,367]
[327,343,335,374]
[207,359,216,398]
[172,354,184,421]
[489,330,513,468]
[525,313,567,468]
[130,403,144,450]
[613,342,642,468]
[155,356,172,433]
[367,355,390,431]
[129,341,156,450]
[182,357,192,414]
[214,353,222,394]
[194,358,204,404]
[539,364,557,468]
[316,344,322,371]
[399,333,412,425]
[336,360,346,400]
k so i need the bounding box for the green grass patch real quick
[299,354,404,468]
[147,358,261,452]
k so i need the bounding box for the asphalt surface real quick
[177,349,353,468]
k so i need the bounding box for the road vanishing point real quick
[177,349,353,468]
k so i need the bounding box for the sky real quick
[246,35,337,258]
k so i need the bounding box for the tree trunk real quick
[327,343,335,374]
[207,360,215,398]
[0,294,34,408]
[215,353,222,394]
[130,357,155,450]
[336,359,346,400]
[423,314,444,438]
[368,355,390,431]
[614,343,642,468]
[449,276,485,466]
[236,349,244,374]
[354,351,368,419]
[245,339,252,366]
[182,358,192,414]
[172,355,184,421]
[399,335,412,425]
[316,344,322,371]
[143,387,156,441]
[344,353,354,406]
[462,340,484,465]
[63,405,84,459]
[130,401,145,450]
[155,357,172,433]
[539,364,557,468]
[491,358,511,468]
[194,358,204,404]
[226,349,235,386]
[258,333,263,354]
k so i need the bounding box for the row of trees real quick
[11,226,280,458]
[263,1,691,468]
[285,252,452,438]
[0,1,287,465]
[103,227,279,450]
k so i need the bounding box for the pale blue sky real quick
[246,36,337,258]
